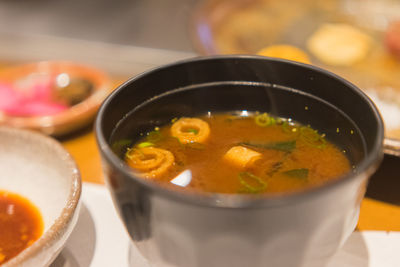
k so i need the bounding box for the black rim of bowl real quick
[95,55,384,209]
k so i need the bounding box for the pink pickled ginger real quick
[0,80,68,116]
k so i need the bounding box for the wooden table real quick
[61,127,400,231]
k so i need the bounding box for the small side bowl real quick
[0,126,81,267]
[0,61,111,136]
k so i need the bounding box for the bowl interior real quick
[111,81,365,166]
[100,56,382,171]
[97,56,383,207]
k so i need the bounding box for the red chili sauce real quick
[0,191,43,264]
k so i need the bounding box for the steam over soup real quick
[124,113,351,194]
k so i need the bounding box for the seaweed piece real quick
[267,161,283,177]
[238,172,267,193]
[240,140,296,153]
[282,168,309,179]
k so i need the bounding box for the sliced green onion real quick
[147,130,162,143]
[300,126,319,141]
[111,139,132,153]
[255,113,275,127]
[238,172,267,193]
[300,126,326,149]
[186,128,199,135]
[281,121,299,136]
[137,142,154,148]
[282,168,309,179]
[241,140,296,153]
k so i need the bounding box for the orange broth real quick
[125,113,351,194]
[0,191,43,264]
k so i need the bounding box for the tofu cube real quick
[223,146,262,169]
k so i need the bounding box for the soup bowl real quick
[95,56,383,267]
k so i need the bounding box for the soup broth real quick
[124,112,351,194]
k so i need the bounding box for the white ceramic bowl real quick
[0,127,81,267]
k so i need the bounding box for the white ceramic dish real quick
[0,126,81,266]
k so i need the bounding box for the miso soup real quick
[124,112,350,194]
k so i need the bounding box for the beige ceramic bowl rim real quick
[0,126,82,266]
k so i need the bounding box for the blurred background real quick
[0,0,399,76]
[0,0,198,76]
[1,0,400,137]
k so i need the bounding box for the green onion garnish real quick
[137,142,154,148]
[238,172,267,193]
[282,168,309,179]
[111,139,132,153]
[282,121,298,134]
[147,130,162,143]
[186,128,199,134]
[255,113,276,127]
[300,126,326,149]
